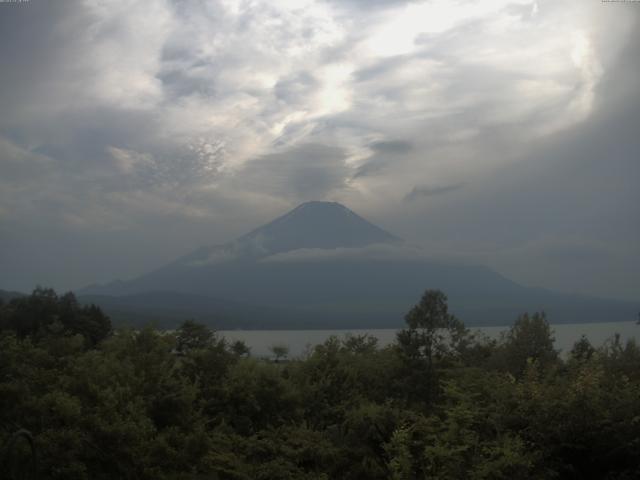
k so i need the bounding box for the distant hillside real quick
[78,292,324,330]
[80,202,639,328]
[0,289,26,302]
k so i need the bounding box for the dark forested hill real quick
[0,289,25,302]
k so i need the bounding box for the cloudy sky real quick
[0,0,638,300]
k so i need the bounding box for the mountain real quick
[81,202,638,328]
[177,200,399,265]
[0,289,26,302]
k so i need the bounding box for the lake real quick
[219,321,639,358]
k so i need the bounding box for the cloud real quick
[239,143,351,201]
[108,147,155,175]
[325,0,410,8]
[351,139,413,178]
[185,233,273,266]
[261,243,428,263]
[0,136,54,181]
[186,248,240,267]
[352,160,388,179]
[370,140,413,154]
[404,183,466,201]
[273,71,319,105]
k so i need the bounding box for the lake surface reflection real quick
[220,321,639,358]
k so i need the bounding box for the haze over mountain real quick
[81,202,638,329]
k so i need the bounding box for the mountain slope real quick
[81,202,638,328]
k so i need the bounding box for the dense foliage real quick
[1,288,639,479]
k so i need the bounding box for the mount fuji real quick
[80,202,638,329]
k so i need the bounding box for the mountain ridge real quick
[79,202,638,328]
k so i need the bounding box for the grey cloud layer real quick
[239,144,350,201]
[0,0,638,301]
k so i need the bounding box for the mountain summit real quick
[239,201,399,252]
[178,201,399,266]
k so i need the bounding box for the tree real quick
[394,290,470,406]
[269,344,289,362]
[397,290,468,368]
[175,320,215,353]
[341,333,378,355]
[67,301,111,346]
[0,288,111,346]
[1,286,58,338]
[502,312,558,376]
[570,335,595,361]
[230,340,251,357]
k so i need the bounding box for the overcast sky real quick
[0,0,638,301]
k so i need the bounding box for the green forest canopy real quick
[1,288,639,479]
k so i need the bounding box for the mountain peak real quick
[178,201,400,266]
[285,201,355,217]
[272,201,363,228]
[295,200,344,209]
[297,200,339,206]
[239,201,399,254]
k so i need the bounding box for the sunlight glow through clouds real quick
[363,0,537,57]
[88,0,612,181]
[355,0,606,141]
[0,0,635,228]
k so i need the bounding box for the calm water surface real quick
[220,321,639,358]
